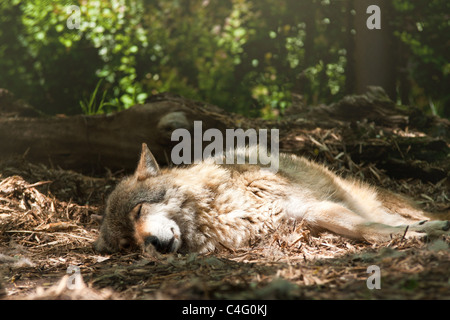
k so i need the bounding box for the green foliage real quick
[79,79,120,115]
[0,0,448,118]
[392,0,450,117]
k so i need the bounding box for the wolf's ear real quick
[135,143,160,181]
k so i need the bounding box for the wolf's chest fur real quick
[166,161,290,252]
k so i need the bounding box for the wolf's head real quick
[94,144,183,254]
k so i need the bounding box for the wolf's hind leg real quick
[299,201,450,242]
[299,201,390,241]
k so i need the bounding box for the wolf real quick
[94,143,449,254]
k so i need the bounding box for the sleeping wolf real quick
[94,143,449,254]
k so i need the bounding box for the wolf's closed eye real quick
[136,204,142,220]
[131,203,143,221]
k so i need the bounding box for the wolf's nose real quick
[145,236,161,249]
[144,235,175,253]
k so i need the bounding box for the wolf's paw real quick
[409,220,450,237]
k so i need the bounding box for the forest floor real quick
[1,134,449,300]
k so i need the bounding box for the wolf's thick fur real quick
[94,144,449,254]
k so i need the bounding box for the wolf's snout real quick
[145,235,161,249]
[144,235,175,253]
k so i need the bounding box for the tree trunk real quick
[353,0,396,99]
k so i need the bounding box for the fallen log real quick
[0,88,448,184]
[0,92,256,172]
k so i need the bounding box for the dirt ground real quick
[0,156,448,301]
